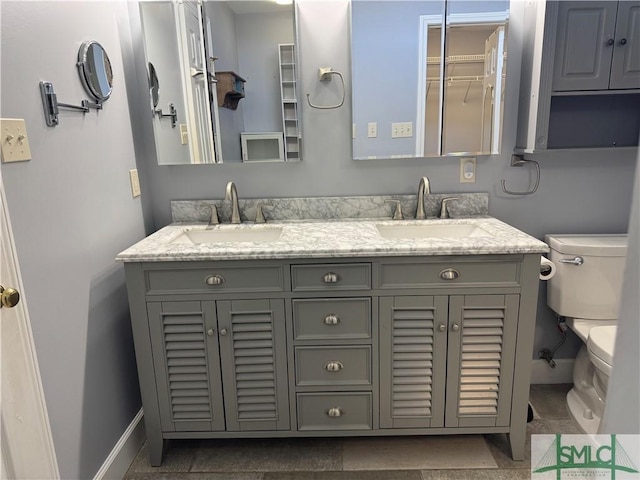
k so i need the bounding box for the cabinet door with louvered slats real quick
[379,296,448,429]
[217,299,290,431]
[446,295,519,428]
[147,301,225,432]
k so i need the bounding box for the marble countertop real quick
[116,217,549,262]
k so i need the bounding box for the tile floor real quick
[125,384,581,480]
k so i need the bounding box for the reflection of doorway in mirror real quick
[417,11,508,156]
[177,0,216,164]
[481,26,505,154]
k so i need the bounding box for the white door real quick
[177,0,215,164]
[481,25,505,154]
[0,174,59,479]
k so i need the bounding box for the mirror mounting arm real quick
[39,81,102,127]
[154,103,178,129]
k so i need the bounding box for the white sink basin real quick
[376,223,493,239]
[172,226,283,244]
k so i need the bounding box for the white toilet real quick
[545,234,627,434]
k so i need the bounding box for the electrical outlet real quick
[129,169,141,198]
[391,122,413,138]
[460,157,476,183]
[367,122,377,138]
[1,118,32,163]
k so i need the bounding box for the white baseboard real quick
[530,358,574,384]
[93,409,145,480]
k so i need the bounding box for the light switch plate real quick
[179,124,189,145]
[1,118,32,163]
[129,169,141,198]
[367,122,377,138]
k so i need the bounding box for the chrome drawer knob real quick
[322,272,340,284]
[439,268,460,280]
[324,314,340,325]
[327,407,343,417]
[324,361,344,372]
[205,274,225,285]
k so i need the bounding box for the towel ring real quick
[306,67,345,110]
[500,155,540,196]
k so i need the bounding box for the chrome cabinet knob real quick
[207,328,215,336]
[438,323,446,332]
[205,274,225,285]
[439,268,460,280]
[452,323,460,332]
[327,407,343,417]
[322,272,340,284]
[324,314,340,325]
[219,328,228,336]
[324,361,344,372]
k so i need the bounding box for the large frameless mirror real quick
[139,0,301,165]
[350,0,509,160]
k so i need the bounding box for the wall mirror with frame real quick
[350,0,509,160]
[138,0,301,165]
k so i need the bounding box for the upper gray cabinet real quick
[516,0,640,152]
[350,0,510,160]
[138,0,300,165]
[553,1,640,91]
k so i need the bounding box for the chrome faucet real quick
[415,176,431,219]
[225,181,241,224]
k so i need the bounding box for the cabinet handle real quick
[324,361,344,372]
[324,314,340,325]
[207,328,215,336]
[620,38,628,46]
[451,323,460,332]
[326,407,343,417]
[607,38,615,46]
[438,323,446,332]
[205,274,225,285]
[219,328,228,336]
[439,268,460,280]
[322,272,340,284]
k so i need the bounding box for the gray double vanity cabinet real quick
[118,197,548,466]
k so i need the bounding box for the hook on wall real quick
[306,67,345,110]
[500,155,540,196]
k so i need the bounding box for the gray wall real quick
[601,150,639,434]
[1,1,146,478]
[127,0,637,362]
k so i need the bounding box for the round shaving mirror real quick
[77,41,113,102]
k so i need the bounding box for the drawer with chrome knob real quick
[292,298,372,342]
[291,263,371,291]
[297,392,372,430]
[295,346,371,386]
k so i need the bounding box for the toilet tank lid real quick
[545,234,627,256]
[587,326,617,366]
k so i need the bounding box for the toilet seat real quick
[587,326,616,377]
[568,318,616,343]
